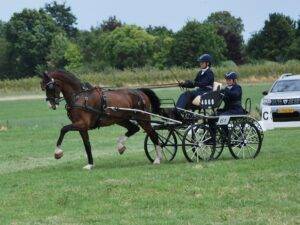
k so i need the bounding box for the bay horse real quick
[40,70,163,169]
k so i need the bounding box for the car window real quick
[271,79,300,92]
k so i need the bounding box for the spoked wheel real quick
[182,124,215,162]
[228,121,262,159]
[144,129,177,163]
[212,127,225,160]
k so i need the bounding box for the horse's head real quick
[40,72,61,110]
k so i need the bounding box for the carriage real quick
[41,71,264,168]
[143,87,264,163]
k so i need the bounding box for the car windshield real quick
[271,79,300,92]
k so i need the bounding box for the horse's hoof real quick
[153,158,161,165]
[118,146,126,155]
[83,164,94,170]
[54,149,63,159]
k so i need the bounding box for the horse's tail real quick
[139,88,161,114]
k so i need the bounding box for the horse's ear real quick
[43,71,50,81]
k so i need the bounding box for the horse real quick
[40,70,163,169]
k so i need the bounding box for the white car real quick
[260,73,300,130]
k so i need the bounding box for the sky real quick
[0,0,299,41]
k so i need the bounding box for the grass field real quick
[0,83,299,225]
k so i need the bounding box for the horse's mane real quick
[56,70,83,86]
[50,70,93,89]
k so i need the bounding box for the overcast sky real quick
[0,0,299,41]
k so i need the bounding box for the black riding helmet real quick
[225,72,238,80]
[197,54,212,66]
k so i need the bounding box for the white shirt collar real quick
[201,67,209,75]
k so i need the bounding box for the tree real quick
[5,9,59,77]
[297,19,300,37]
[287,37,300,60]
[100,16,123,32]
[246,31,264,61]
[287,19,300,59]
[76,30,94,62]
[102,25,156,69]
[151,36,174,69]
[205,11,245,64]
[0,37,11,79]
[47,33,70,69]
[146,26,174,69]
[247,13,296,61]
[146,25,173,37]
[0,20,5,37]
[170,20,226,67]
[64,42,83,71]
[44,1,77,38]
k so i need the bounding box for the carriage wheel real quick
[182,124,215,162]
[144,129,177,163]
[228,121,262,159]
[212,127,225,160]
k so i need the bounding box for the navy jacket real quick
[194,68,214,93]
[222,84,244,113]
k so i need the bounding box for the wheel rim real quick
[183,125,215,162]
[229,122,261,159]
[144,129,177,162]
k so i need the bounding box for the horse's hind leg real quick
[79,131,94,170]
[116,120,140,154]
[137,120,162,164]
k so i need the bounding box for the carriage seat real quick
[192,82,222,106]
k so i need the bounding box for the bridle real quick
[45,79,64,105]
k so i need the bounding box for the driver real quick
[172,54,214,119]
[219,71,244,115]
[207,71,244,145]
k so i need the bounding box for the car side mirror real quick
[262,90,268,96]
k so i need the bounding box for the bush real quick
[102,25,156,69]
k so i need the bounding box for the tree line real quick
[0,1,299,79]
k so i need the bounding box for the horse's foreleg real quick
[55,124,78,159]
[138,120,162,164]
[79,131,94,170]
[116,120,140,155]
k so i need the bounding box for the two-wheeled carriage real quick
[143,88,264,163]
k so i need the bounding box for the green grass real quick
[0,83,299,225]
[1,60,300,94]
